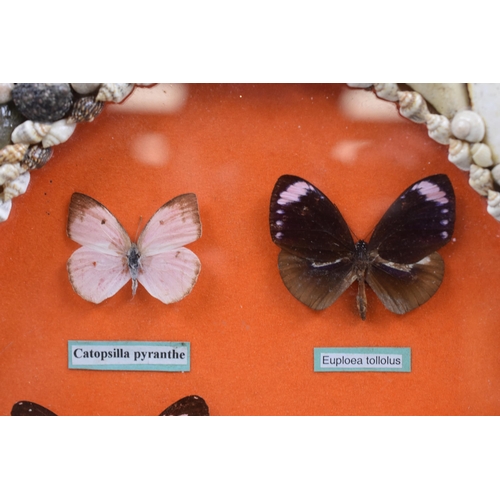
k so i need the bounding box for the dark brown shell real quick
[67,96,105,123]
[21,144,53,170]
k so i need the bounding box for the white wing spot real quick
[276,220,283,227]
[417,256,431,265]
[276,209,284,214]
[441,231,448,238]
[412,180,448,205]
[277,181,313,205]
[441,208,449,214]
[440,219,449,226]
[275,232,283,239]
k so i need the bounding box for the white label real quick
[68,341,190,372]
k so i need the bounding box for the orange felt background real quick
[1,83,499,416]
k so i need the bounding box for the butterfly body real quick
[270,174,455,320]
[127,243,141,295]
[67,193,202,304]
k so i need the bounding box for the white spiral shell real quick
[397,91,430,123]
[41,119,77,148]
[451,110,485,143]
[0,199,12,222]
[0,171,30,202]
[487,190,500,220]
[96,83,134,103]
[426,114,451,145]
[470,143,493,167]
[0,162,27,185]
[448,139,472,171]
[469,164,493,196]
[11,121,51,145]
[374,83,399,102]
[0,144,29,165]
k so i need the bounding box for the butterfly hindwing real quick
[366,252,445,315]
[11,401,57,416]
[270,175,355,261]
[159,395,210,416]
[278,250,356,310]
[138,248,201,304]
[67,247,131,304]
[368,174,455,263]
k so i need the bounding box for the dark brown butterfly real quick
[269,174,456,320]
[11,396,209,416]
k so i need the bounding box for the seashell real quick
[67,96,105,123]
[0,143,29,165]
[491,164,500,185]
[397,91,430,123]
[468,84,500,164]
[451,110,485,143]
[426,114,451,145]
[96,83,134,103]
[406,84,469,119]
[469,164,493,196]
[346,83,373,88]
[486,189,500,220]
[0,199,12,222]
[0,162,27,185]
[12,121,51,144]
[0,83,15,104]
[470,142,493,168]
[373,83,399,102]
[448,139,471,171]
[21,145,53,170]
[70,83,101,95]
[0,171,30,203]
[41,119,77,148]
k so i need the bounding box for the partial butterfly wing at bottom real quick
[11,396,210,416]
[159,395,210,416]
[11,401,57,416]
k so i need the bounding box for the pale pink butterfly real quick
[67,192,201,304]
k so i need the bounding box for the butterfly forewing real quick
[366,252,445,314]
[67,193,131,255]
[11,401,57,416]
[137,193,201,256]
[159,395,209,416]
[270,175,355,261]
[368,174,455,263]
